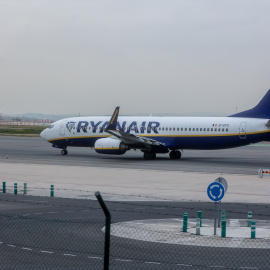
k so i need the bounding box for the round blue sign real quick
[207,182,225,202]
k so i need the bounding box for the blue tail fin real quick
[230,89,270,119]
[105,106,120,131]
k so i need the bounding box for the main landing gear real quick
[61,149,68,155]
[169,150,181,160]
[143,152,156,160]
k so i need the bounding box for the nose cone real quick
[40,129,47,140]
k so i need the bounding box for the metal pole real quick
[24,183,27,195]
[95,191,111,270]
[3,182,6,193]
[218,201,221,228]
[214,202,217,235]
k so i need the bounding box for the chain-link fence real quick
[0,191,270,269]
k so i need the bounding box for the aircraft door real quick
[239,122,247,139]
[59,121,66,136]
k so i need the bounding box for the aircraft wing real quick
[105,107,168,152]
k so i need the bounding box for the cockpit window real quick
[48,125,54,129]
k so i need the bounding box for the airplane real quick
[40,89,270,160]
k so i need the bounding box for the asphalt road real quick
[1,136,270,175]
[0,136,270,269]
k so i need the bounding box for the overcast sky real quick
[1,0,270,116]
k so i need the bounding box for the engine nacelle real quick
[94,138,127,155]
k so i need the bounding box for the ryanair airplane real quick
[40,90,270,160]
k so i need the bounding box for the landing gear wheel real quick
[170,150,181,159]
[143,152,156,160]
[61,149,68,155]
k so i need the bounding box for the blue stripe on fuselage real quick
[49,131,270,150]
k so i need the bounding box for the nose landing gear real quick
[61,149,68,155]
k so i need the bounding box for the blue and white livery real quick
[40,90,270,160]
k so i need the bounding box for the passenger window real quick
[222,128,224,132]
[218,128,221,132]
[203,128,206,131]
[185,128,187,131]
[189,128,191,131]
[196,128,199,131]
[207,128,209,131]
[226,128,228,132]
[193,128,195,131]
[166,128,168,131]
[215,128,217,132]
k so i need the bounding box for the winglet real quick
[105,106,120,131]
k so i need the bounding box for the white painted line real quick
[7,245,16,248]
[0,242,3,244]
[41,250,54,254]
[63,253,77,257]
[210,266,226,268]
[22,247,32,251]
[177,264,192,267]
[88,256,102,260]
[115,259,132,262]
[145,261,161,265]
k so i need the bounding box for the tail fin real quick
[230,89,270,119]
[105,106,120,131]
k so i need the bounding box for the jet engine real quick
[94,138,127,155]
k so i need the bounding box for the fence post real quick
[197,211,202,227]
[95,191,111,270]
[3,182,6,193]
[251,221,256,239]
[14,183,17,195]
[23,183,27,195]
[221,220,226,238]
[50,185,54,197]
[183,213,188,232]
[247,211,252,227]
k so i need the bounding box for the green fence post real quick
[50,185,54,197]
[221,210,226,220]
[23,183,27,195]
[247,211,252,227]
[221,220,226,238]
[197,211,202,227]
[14,183,17,195]
[183,213,188,232]
[3,182,6,193]
[251,221,256,239]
